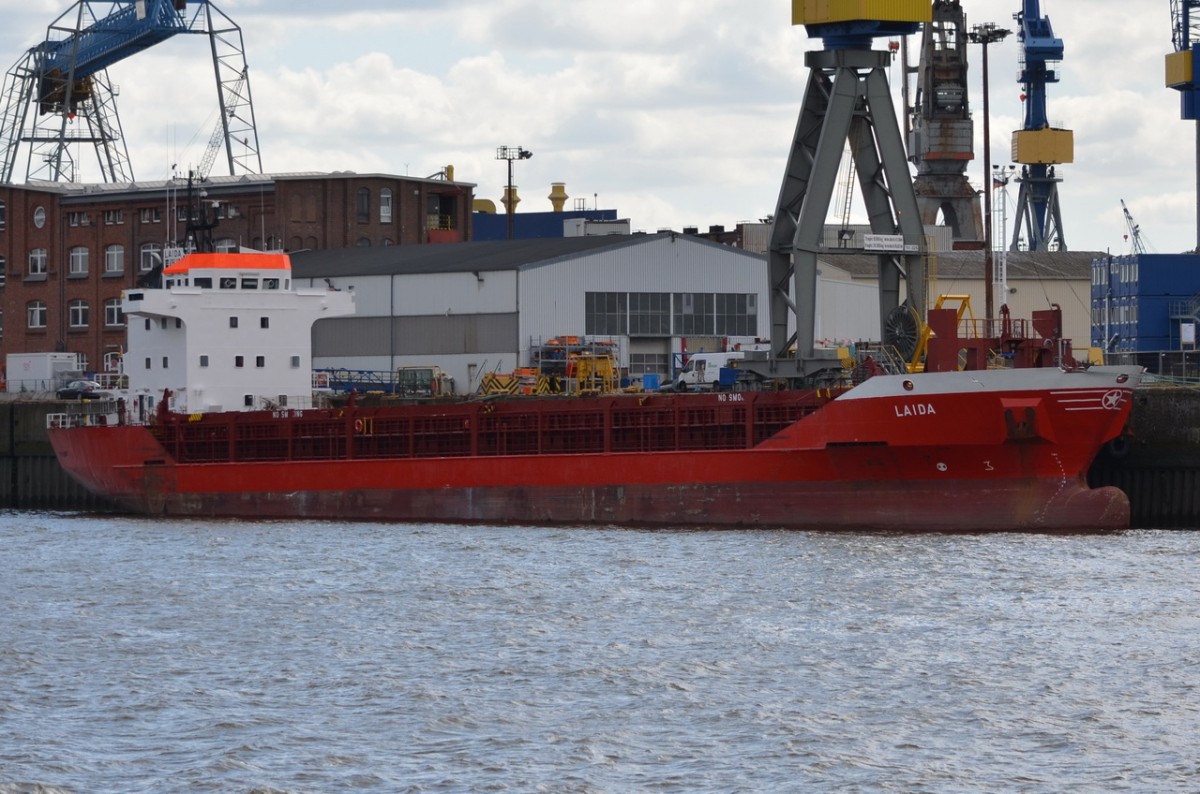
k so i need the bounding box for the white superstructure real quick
[122,252,355,414]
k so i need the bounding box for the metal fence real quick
[1105,350,1200,383]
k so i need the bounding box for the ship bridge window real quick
[263,277,280,290]
[241,277,259,290]
[194,277,213,288]
[220,277,236,289]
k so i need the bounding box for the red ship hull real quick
[48,366,1141,531]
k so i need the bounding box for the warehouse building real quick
[291,232,881,392]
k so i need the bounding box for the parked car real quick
[56,380,108,400]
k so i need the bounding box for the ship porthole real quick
[902,380,914,391]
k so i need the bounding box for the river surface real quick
[2,512,1199,793]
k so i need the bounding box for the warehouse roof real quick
[290,232,764,278]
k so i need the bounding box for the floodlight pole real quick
[969,23,1011,322]
[496,146,533,240]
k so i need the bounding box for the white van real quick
[673,351,744,391]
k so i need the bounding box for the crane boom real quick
[38,0,192,82]
[1121,199,1150,255]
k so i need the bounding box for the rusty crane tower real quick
[906,0,983,247]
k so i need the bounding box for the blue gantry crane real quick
[0,0,262,184]
[1008,0,1073,252]
[1166,0,1200,250]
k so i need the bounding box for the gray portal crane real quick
[765,1,930,378]
[0,0,262,184]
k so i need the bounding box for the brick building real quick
[0,170,474,379]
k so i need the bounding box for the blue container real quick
[718,367,738,389]
[642,373,660,391]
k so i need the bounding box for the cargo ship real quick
[46,252,1143,531]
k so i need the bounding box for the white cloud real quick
[0,0,1195,252]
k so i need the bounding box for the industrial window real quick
[69,246,88,276]
[229,316,239,328]
[291,356,301,368]
[104,209,123,225]
[235,355,244,368]
[260,317,269,328]
[215,238,237,253]
[0,200,5,230]
[162,357,169,369]
[255,355,265,368]
[628,292,671,336]
[104,298,123,327]
[195,277,213,288]
[0,255,6,287]
[220,277,236,289]
[68,299,88,328]
[263,278,279,290]
[380,188,393,223]
[241,278,259,290]
[27,300,47,329]
[673,293,715,336]
[28,248,47,276]
[139,207,161,223]
[104,244,124,275]
[629,352,669,376]
[243,395,254,407]
[585,292,627,335]
[140,242,161,272]
[715,293,757,336]
[200,355,209,368]
[356,187,370,223]
[144,319,151,330]
[145,358,151,369]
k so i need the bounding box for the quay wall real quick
[0,401,117,512]
[1089,386,1200,529]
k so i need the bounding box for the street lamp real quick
[992,163,1017,298]
[496,146,533,240]
[968,22,1011,322]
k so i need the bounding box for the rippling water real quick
[2,512,1199,792]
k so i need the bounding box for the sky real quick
[0,1,1191,254]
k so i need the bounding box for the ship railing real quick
[869,345,911,375]
[46,399,122,430]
